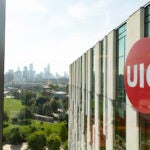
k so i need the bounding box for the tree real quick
[59,123,68,142]
[36,96,49,114]
[64,140,68,150]
[27,131,46,150]
[18,107,33,121]
[42,102,52,116]
[21,91,36,106]
[9,127,23,144]
[47,134,61,150]
[50,98,59,112]
[3,111,9,122]
[12,91,20,99]
[42,97,59,116]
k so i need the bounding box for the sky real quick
[5,0,150,75]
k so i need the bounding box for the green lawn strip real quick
[31,120,63,134]
[4,98,24,120]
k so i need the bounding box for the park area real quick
[3,98,68,150]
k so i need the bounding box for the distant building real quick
[63,71,69,78]
[14,68,22,82]
[55,72,61,78]
[27,64,35,81]
[23,66,28,81]
[35,72,44,81]
[5,69,14,83]
[44,64,51,79]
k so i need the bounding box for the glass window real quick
[114,24,126,150]
[116,24,126,102]
[139,114,150,150]
[145,5,150,37]
[99,41,106,149]
[90,48,95,146]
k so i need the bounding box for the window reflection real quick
[114,24,126,150]
[99,41,106,149]
[145,5,150,37]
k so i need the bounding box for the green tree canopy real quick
[18,106,33,121]
[59,123,68,142]
[27,131,46,150]
[47,133,61,150]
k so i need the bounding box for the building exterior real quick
[0,0,5,149]
[69,2,150,150]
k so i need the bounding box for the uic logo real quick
[124,38,150,114]
[127,63,150,88]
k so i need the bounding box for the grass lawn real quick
[4,98,24,120]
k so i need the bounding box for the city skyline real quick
[5,63,69,78]
[5,0,150,74]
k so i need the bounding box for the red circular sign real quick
[124,38,150,114]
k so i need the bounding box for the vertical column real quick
[103,36,107,136]
[75,60,78,150]
[87,48,93,150]
[68,64,72,149]
[126,8,144,150]
[85,51,88,150]
[106,30,116,150]
[73,62,76,150]
[0,0,5,148]
[94,41,101,150]
[81,54,86,150]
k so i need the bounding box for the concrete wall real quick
[87,49,93,150]
[103,36,107,136]
[106,30,116,100]
[105,30,116,150]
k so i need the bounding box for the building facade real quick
[69,2,150,150]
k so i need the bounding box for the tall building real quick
[14,67,22,82]
[5,69,14,83]
[23,66,28,81]
[69,2,150,150]
[44,64,51,79]
[28,64,35,81]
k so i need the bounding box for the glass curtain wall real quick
[90,48,95,146]
[139,4,150,150]
[145,5,150,36]
[99,41,106,150]
[84,54,87,148]
[114,24,126,150]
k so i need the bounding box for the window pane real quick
[118,38,125,57]
[118,24,126,35]
[145,6,150,14]
[145,15,150,22]
[114,24,126,150]
[145,5,150,37]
